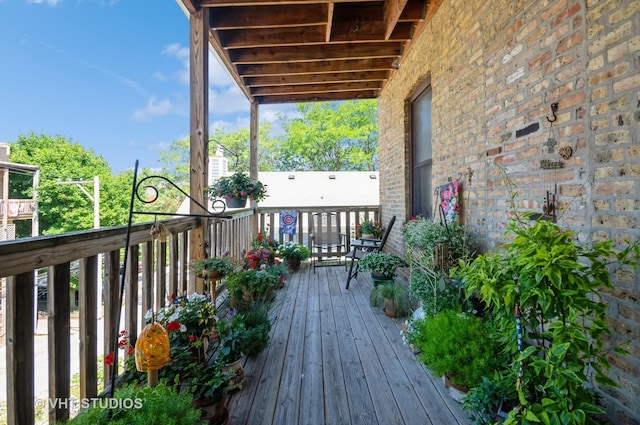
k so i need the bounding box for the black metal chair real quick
[310,212,348,273]
[345,215,396,289]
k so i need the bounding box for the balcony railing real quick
[0,204,379,424]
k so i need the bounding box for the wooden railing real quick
[0,210,252,425]
[0,204,378,424]
[256,205,382,251]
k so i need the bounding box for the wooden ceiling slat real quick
[251,80,381,95]
[383,0,409,40]
[229,43,401,64]
[244,70,388,87]
[237,58,395,76]
[220,26,327,49]
[256,90,378,103]
[201,0,376,6]
[210,4,328,29]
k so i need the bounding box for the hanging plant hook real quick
[546,102,559,123]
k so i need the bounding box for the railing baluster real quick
[6,272,35,425]
[169,235,178,299]
[79,256,98,399]
[141,241,154,324]
[125,245,139,349]
[103,250,120,387]
[179,231,188,294]
[48,262,71,423]
[156,240,167,305]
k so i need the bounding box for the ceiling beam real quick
[255,89,377,104]
[237,57,395,76]
[229,43,401,64]
[244,70,388,86]
[251,80,382,95]
[210,4,328,29]
[325,2,334,42]
[200,0,375,6]
[220,26,326,48]
[383,0,408,40]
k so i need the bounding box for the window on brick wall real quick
[410,83,432,218]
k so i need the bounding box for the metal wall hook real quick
[546,102,559,123]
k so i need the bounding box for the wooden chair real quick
[309,212,347,273]
[345,215,396,289]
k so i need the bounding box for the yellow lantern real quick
[135,322,170,372]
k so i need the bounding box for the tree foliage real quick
[274,100,378,171]
[9,133,131,235]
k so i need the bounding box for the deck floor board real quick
[227,264,472,425]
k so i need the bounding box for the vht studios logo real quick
[35,397,143,410]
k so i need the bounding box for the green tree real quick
[275,100,378,171]
[159,123,276,177]
[10,133,130,235]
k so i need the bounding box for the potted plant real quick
[236,303,271,356]
[215,315,246,391]
[369,281,409,317]
[413,309,500,392]
[357,251,407,284]
[278,241,310,270]
[180,359,228,411]
[357,218,384,239]
[190,255,238,279]
[209,171,268,208]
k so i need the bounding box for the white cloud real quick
[132,96,177,121]
[26,0,60,5]
[209,85,249,115]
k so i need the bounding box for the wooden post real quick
[48,263,71,423]
[6,273,35,425]
[79,256,98,400]
[189,6,209,295]
[148,370,159,387]
[250,101,259,235]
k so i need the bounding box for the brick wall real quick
[378,0,639,422]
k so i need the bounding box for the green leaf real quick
[525,410,541,422]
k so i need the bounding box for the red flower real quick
[127,346,134,356]
[105,352,115,366]
[119,330,127,337]
[188,335,196,342]
[166,321,181,332]
[118,339,128,349]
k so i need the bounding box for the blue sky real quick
[0,0,295,173]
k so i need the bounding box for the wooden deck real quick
[226,263,471,425]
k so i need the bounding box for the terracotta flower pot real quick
[286,257,301,271]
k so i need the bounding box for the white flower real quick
[144,309,153,322]
[180,324,187,332]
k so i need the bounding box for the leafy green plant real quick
[357,218,384,238]
[370,281,409,317]
[462,372,518,425]
[402,216,472,266]
[414,309,500,389]
[180,359,228,402]
[215,314,246,364]
[357,252,407,278]
[189,255,238,277]
[458,214,640,424]
[409,267,463,316]
[278,241,310,260]
[68,383,202,425]
[209,171,268,202]
[236,303,271,356]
